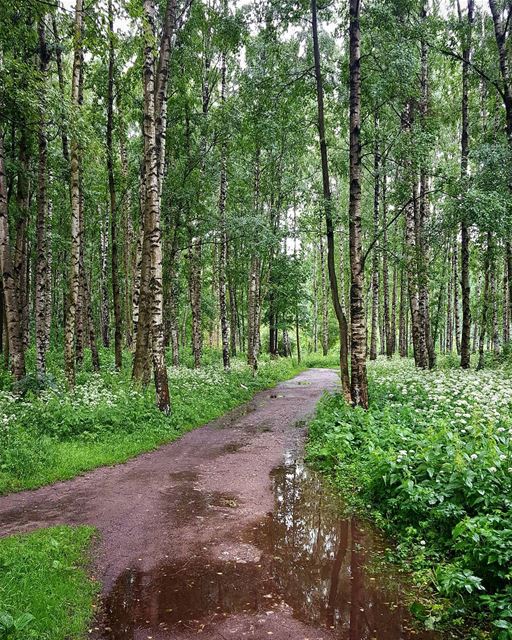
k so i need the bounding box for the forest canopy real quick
[0,0,510,408]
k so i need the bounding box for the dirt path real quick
[0,369,342,639]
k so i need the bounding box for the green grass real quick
[0,526,97,640]
[0,352,304,494]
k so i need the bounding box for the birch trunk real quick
[133,0,171,413]
[108,0,122,369]
[369,124,380,361]
[35,19,51,375]
[218,45,230,371]
[64,0,83,388]
[348,0,368,407]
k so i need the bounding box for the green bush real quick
[307,357,512,637]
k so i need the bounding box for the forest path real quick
[0,369,438,640]
[0,369,342,639]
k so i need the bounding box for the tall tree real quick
[348,0,368,407]
[311,0,350,401]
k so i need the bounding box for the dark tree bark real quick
[14,131,30,351]
[0,135,25,380]
[311,0,350,400]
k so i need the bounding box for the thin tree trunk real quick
[399,261,408,358]
[108,0,122,369]
[382,161,392,358]
[477,234,492,370]
[35,19,51,375]
[0,135,25,380]
[313,242,319,352]
[311,0,350,400]
[64,0,83,388]
[390,263,397,355]
[228,275,238,357]
[454,238,461,353]
[14,132,30,352]
[120,134,134,348]
[504,244,511,344]
[446,246,453,352]
[218,38,230,371]
[419,1,435,369]
[460,0,474,369]
[369,120,380,361]
[100,214,110,347]
[319,233,329,356]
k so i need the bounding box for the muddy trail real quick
[0,369,436,640]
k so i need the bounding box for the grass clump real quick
[0,526,97,640]
[307,357,512,638]
[0,350,302,494]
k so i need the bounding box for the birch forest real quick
[1,1,512,639]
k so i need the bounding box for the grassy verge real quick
[307,357,512,639]
[0,353,303,494]
[0,526,97,640]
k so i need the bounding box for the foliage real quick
[307,357,512,637]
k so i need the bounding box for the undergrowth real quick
[0,348,302,494]
[307,357,512,639]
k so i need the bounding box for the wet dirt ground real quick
[0,369,436,640]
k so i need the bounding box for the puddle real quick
[99,458,437,639]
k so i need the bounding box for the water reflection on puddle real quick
[100,458,436,639]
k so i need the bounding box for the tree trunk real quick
[399,262,408,358]
[348,0,368,407]
[247,254,260,371]
[108,0,122,370]
[35,19,51,376]
[312,242,319,352]
[100,214,110,347]
[477,234,491,370]
[14,132,30,352]
[382,160,392,358]
[454,238,461,353]
[460,0,474,369]
[419,1,435,369]
[0,135,25,380]
[504,243,511,344]
[64,0,83,389]
[446,247,453,352]
[319,232,329,356]
[218,43,230,371]
[369,121,380,361]
[189,235,202,368]
[134,0,171,413]
[228,276,238,357]
[311,0,350,400]
[120,134,134,348]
